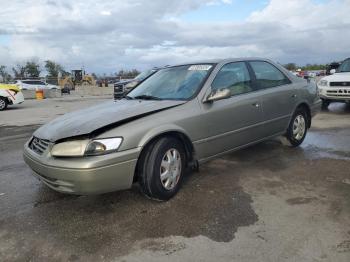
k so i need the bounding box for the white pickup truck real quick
[318,58,350,108]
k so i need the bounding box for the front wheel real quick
[0,97,8,111]
[138,137,186,201]
[285,109,308,147]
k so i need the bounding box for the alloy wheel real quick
[160,148,182,190]
[293,115,306,140]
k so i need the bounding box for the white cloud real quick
[100,10,112,16]
[0,0,349,74]
[206,0,233,6]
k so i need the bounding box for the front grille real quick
[326,90,350,98]
[114,85,124,93]
[330,82,350,87]
[29,137,50,155]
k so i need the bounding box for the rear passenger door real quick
[248,61,297,136]
[198,62,264,159]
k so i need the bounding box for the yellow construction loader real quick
[58,70,96,90]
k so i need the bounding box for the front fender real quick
[138,124,192,148]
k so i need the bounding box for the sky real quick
[0,0,349,75]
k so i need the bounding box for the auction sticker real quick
[188,65,212,71]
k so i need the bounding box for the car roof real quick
[169,57,275,67]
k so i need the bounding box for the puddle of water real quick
[302,131,350,160]
[303,132,350,152]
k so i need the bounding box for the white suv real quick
[15,80,59,90]
[318,58,350,108]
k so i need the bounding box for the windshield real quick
[128,64,213,100]
[337,59,350,72]
[134,70,154,81]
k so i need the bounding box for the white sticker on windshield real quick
[188,65,212,71]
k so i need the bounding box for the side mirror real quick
[330,69,336,75]
[204,88,231,103]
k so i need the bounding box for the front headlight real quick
[85,137,123,156]
[51,140,89,157]
[51,137,123,157]
[318,80,328,87]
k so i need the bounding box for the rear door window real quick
[249,61,291,89]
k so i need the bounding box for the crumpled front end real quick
[0,84,24,105]
[23,137,141,195]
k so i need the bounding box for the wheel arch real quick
[134,127,195,182]
[0,95,10,102]
[0,95,10,109]
[295,102,312,128]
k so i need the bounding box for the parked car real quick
[113,79,133,99]
[15,80,59,90]
[308,72,317,78]
[0,84,24,111]
[114,69,158,99]
[23,58,321,200]
[318,57,350,108]
[326,62,341,75]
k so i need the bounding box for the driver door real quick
[196,62,264,160]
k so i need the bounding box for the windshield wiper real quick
[124,95,134,100]
[134,95,162,100]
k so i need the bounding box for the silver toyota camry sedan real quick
[23,58,321,200]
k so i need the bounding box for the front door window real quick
[211,62,253,96]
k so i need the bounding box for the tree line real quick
[0,60,141,83]
[0,60,69,83]
[0,59,336,83]
[283,63,328,71]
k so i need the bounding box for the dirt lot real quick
[0,97,349,262]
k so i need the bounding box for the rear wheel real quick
[285,108,308,147]
[138,137,186,201]
[0,97,8,111]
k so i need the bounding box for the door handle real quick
[291,94,297,98]
[252,102,260,108]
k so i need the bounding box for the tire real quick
[138,137,186,201]
[285,108,308,147]
[0,97,8,111]
[321,99,330,109]
[82,81,90,86]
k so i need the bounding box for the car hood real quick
[114,80,133,86]
[321,72,350,82]
[34,99,186,142]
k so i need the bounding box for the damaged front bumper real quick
[23,140,141,195]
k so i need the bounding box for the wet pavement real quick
[0,100,349,262]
